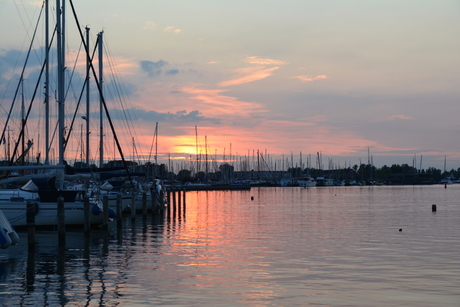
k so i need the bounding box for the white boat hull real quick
[0,200,105,227]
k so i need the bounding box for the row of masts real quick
[1,1,106,170]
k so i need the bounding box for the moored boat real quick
[0,209,19,249]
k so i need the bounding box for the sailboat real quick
[0,0,116,227]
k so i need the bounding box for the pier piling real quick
[142,192,147,217]
[26,200,36,247]
[102,195,109,230]
[131,193,136,220]
[117,193,123,229]
[84,195,90,235]
[57,196,65,245]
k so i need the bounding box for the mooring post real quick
[84,195,90,235]
[131,192,136,220]
[182,188,186,211]
[142,192,147,217]
[167,190,171,215]
[102,195,109,230]
[150,186,155,214]
[117,193,123,228]
[172,189,177,214]
[57,196,65,245]
[26,200,36,247]
[178,189,182,213]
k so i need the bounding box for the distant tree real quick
[177,169,193,182]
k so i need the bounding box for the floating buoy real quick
[399,228,402,232]
[432,204,437,212]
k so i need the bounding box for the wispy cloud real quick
[218,66,280,87]
[143,21,157,30]
[291,75,328,82]
[388,114,412,120]
[217,55,288,87]
[164,26,182,34]
[243,56,289,66]
[181,86,266,116]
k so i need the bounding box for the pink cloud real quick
[388,114,412,120]
[291,75,328,82]
[243,56,289,66]
[218,66,280,87]
[181,86,265,116]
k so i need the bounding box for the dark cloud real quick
[166,69,179,75]
[105,107,220,124]
[140,60,167,77]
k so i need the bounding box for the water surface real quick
[1,186,459,306]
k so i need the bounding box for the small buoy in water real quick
[399,228,402,232]
[251,196,254,200]
[432,204,437,212]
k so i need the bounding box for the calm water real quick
[1,186,459,306]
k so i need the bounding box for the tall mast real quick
[85,26,90,166]
[45,0,50,164]
[98,31,104,167]
[155,121,158,167]
[21,79,25,166]
[56,0,65,165]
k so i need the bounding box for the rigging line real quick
[7,25,58,167]
[148,123,157,162]
[69,0,132,183]
[63,40,84,103]
[104,40,141,142]
[1,4,44,151]
[104,48,136,138]
[62,36,98,155]
[63,77,88,152]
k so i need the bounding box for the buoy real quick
[399,228,402,232]
[432,204,437,212]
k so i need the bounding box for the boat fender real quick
[108,208,116,219]
[92,204,102,216]
[8,231,20,246]
[0,228,12,249]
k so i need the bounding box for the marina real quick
[1,2,460,305]
[1,185,459,306]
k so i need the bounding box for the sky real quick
[1,0,460,171]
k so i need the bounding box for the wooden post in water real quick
[142,192,147,217]
[57,196,65,245]
[102,195,109,230]
[182,188,186,212]
[84,195,90,235]
[131,192,136,220]
[117,193,123,228]
[177,189,182,215]
[26,200,36,247]
[167,190,171,215]
[150,186,156,214]
[172,189,177,214]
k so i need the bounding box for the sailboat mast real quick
[98,31,104,167]
[85,26,90,166]
[57,0,65,167]
[45,0,50,164]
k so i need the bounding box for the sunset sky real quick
[1,0,460,171]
